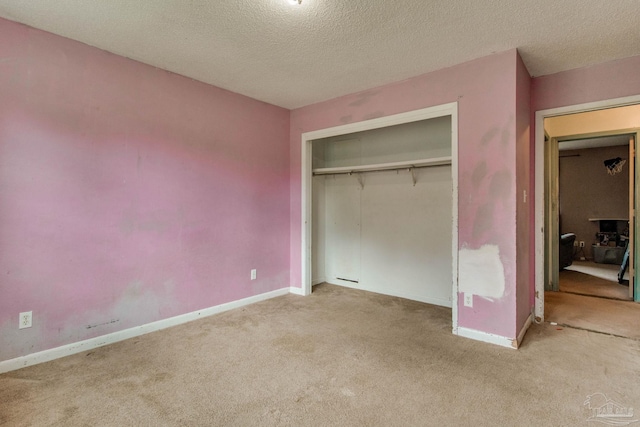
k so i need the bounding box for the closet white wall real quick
[311,116,453,307]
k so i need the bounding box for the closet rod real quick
[312,163,450,177]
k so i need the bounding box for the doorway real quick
[535,99,640,336]
[553,132,635,301]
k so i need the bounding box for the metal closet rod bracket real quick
[340,168,417,188]
[348,171,365,189]
[409,167,417,186]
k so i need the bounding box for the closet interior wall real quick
[311,116,454,307]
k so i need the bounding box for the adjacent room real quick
[1,1,640,425]
[559,141,631,298]
[542,106,640,340]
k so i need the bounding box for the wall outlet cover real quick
[463,293,473,307]
[250,269,257,280]
[19,311,32,329]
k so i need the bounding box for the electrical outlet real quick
[463,293,473,308]
[19,311,32,329]
[250,269,257,280]
[579,241,585,248]
[573,241,579,247]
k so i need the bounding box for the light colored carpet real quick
[2,283,640,426]
[545,291,640,340]
[566,260,628,283]
[559,269,631,300]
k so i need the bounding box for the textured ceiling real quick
[1,0,639,109]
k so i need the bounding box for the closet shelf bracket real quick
[348,171,365,189]
[409,168,417,186]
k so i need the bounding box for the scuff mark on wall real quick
[348,90,380,107]
[118,208,185,235]
[499,115,514,146]
[500,127,511,146]
[124,280,145,298]
[480,128,499,146]
[471,162,487,188]
[49,279,173,351]
[480,116,514,148]
[472,203,494,239]
[459,245,505,300]
[362,111,385,121]
[339,115,353,124]
[489,170,512,198]
[86,319,119,329]
[472,169,513,240]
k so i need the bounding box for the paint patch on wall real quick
[347,90,380,107]
[472,203,494,239]
[459,245,505,300]
[362,111,385,121]
[339,115,353,124]
[471,162,487,188]
[489,170,512,198]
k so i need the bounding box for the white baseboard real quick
[0,287,290,374]
[455,327,517,349]
[289,286,308,296]
[328,279,452,308]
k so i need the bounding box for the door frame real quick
[300,102,459,331]
[547,130,637,294]
[545,136,560,292]
[535,95,640,320]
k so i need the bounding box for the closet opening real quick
[300,103,459,330]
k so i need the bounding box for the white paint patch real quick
[458,245,505,300]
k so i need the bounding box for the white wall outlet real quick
[573,241,579,247]
[463,293,473,308]
[19,311,32,329]
[250,269,257,280]
[579,241,585,248]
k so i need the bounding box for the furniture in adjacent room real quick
[590,218,628,265]
[559,233,576,269]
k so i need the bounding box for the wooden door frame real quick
[535,95,640,321]
[545,137,560,292]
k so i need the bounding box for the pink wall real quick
[515,54,532,332]
[0,19,290,361]
[532,55,640,112]
[290,50,525,339]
